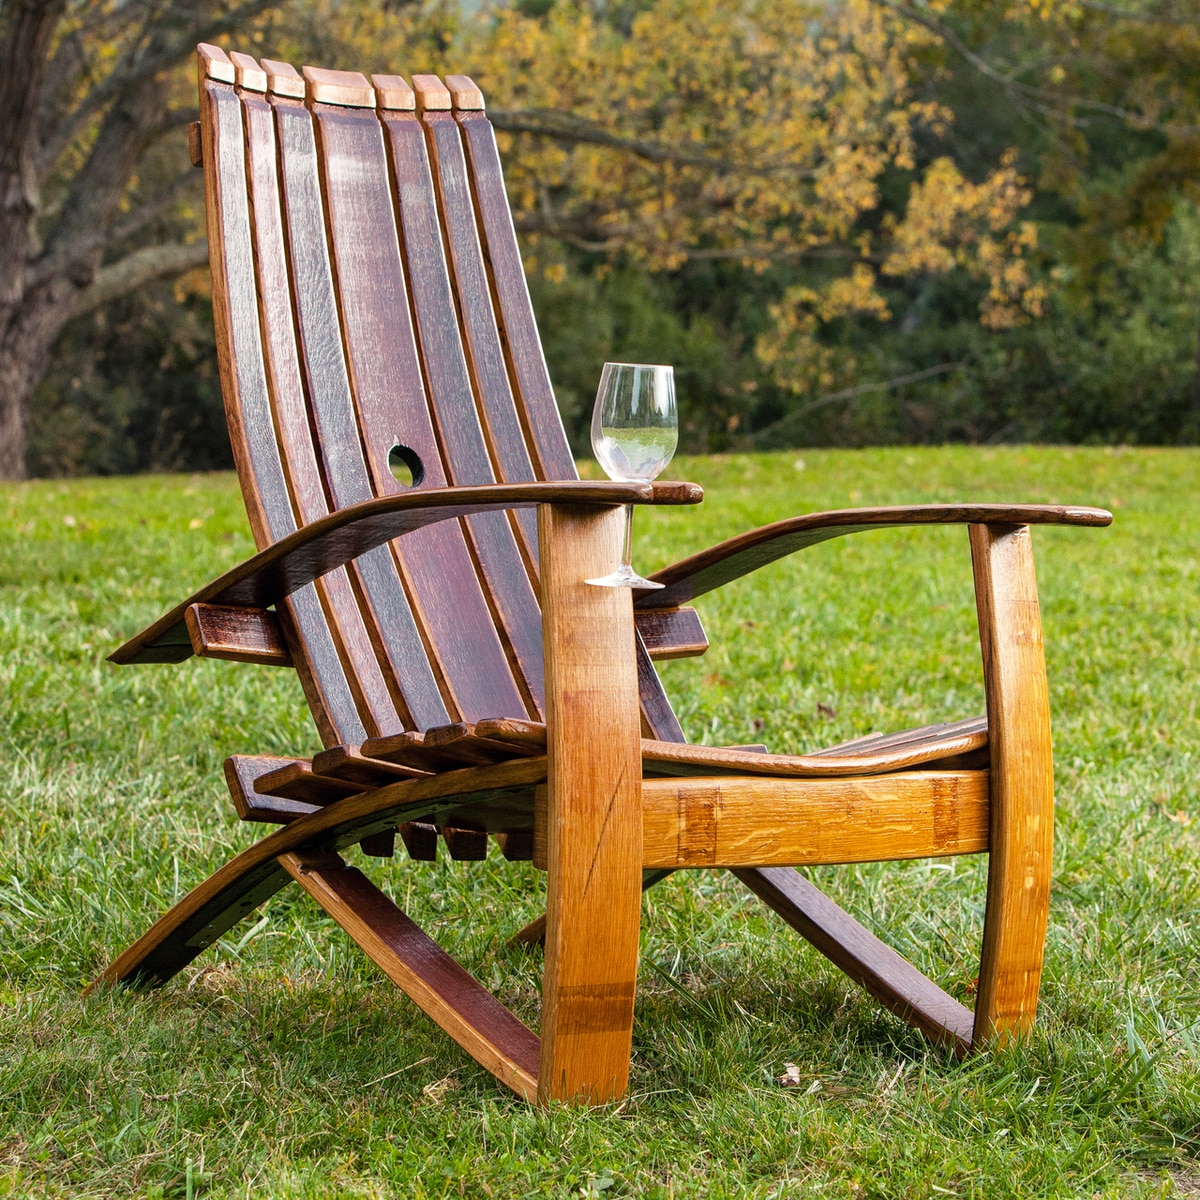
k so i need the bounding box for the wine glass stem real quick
[621,503,635,571]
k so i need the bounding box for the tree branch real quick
[74,238,209,317]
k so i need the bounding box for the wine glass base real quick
[586,565,665,590]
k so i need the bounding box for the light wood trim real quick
[445,74,484,110]
[640,772,989,869]
[280,851,540,1100]
[228,50,266,93]
[302,64,374,107]
[197,43,234,84]
[372,73,415,111]
[261,57,305,99]
[537,503,643,1105]
[969,524,1054,1047]
[185,602,293,666]
[411,74,451,111]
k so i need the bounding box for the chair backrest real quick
[196,46,684,748]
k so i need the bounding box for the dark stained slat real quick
[376,107,546,716]
[241,89,403,739]
[254,761,367,806]
[732,867,974,1054]
[109,480,694,665]
[495,829,534,861]
[638,504,1113,611]
[634,606,708,660]
[201,76,364,745]
[311,102,533,725]
[421,106,539,559]
[400,821,440,860]
[441,826,489,860]
[272,93,451,731]
[456,110,576,481]
[224,755,322,824]
[185,603,292,667]
[309,745,428,786]
[635,631,687,742]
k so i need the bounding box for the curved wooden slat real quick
[639,504,1113,610]
[110,480,695,664]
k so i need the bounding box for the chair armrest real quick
[112,479,702,665]
[634,503,1112,610]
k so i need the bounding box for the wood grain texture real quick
[457,110,576,480]
[201,72,364,745]
[969,523,1054,1047]
[254,760,366,805]
[224,755,322,824]
[731,867,975,1053]
[302,65,373,107]
[537,503,643,1105]
[198,42,234,84]
[281,851,540,1098]
[445,74,484,110]
[421,101,539,561]
[275,92,452,732]
[188,120,202,167]
[309,744,427,786]
[634,607,708,660]
[411,73,451,111]
[241,88,402,740]
[640,772,989,868]
[399,821,439,860]
[261,57,305,98]
[382,104,545,716]
[185,603,292,667]
[639,504,1113,611]
[110,481,694,664]
[228,50,266,92]
[372,73,414,111]
[440,826,489,860]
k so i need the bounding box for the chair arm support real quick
[111,479,702,665]
[634,503,1111,610]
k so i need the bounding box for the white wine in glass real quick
[586,362,677,589]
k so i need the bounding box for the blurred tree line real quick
[3,0,1198,480]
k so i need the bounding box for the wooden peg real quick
[372,73,415,111]
[261,58,305,99]
[302,65,374,108]
[228,51,267,93]
[445,74,485,110]
[411,74,451,112]
[197,43,234,84]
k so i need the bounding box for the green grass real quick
[1,446,1197,1198]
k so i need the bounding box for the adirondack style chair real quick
[94,43,1112,1105]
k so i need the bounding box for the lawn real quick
[1,446,1197,1198]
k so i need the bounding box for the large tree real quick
[0,0,277,479]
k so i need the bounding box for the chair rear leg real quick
[537,503,644,1105]
[969,522,1055,1047]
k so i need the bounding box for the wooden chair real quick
[93,44,1112,1105]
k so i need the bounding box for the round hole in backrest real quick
[388,444,424,489]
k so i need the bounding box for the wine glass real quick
[586,362,677,589]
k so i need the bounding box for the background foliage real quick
[10,0,1200,476]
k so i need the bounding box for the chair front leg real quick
[969,523,1055,1047]
[537,503,644,1104]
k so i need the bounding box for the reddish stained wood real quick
[969,523,1055,1047]
[185,603,292,667]
[445,74,484,110]
[240,88,403,737]
[440,826,489,860]
[254,760,366,806]
[197,42,234,84]
[411,74,451,111]
[457,110,576,480]
[400,821,440,860]
[634,606,708,660]
[224,755,322,824]
[313,101,532,724]
[188,120,202,167]
[261,58,305,99]
[309,745,427,786]
[421,102,539,563]
[228,50,266,92]
[281,850,540,1099]
[200,72,365,745]
[496,829,534,861]
[372,74,414,111]
[302,65,373,107]
[640,504,1112,611]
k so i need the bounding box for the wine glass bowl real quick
[586,363,677,589]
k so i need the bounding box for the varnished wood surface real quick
[445,74,484,110]
[254,760,366,806]
[224,755,322,824]
[641,772,989,868]
[372,73,414,110]
[281,851,540,1099]
[302,65,374,107]
[198,42,234,83]
[732,867,975,1053]
[969,524,1054,1046]
[537,504,643,1104]
[639,504,1112,610]
[633,607,708,660]
[110,480,699,664]
[185,603,292,667]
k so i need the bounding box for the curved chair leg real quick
[537,503,644,1105]
[969,522,1054,1047]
